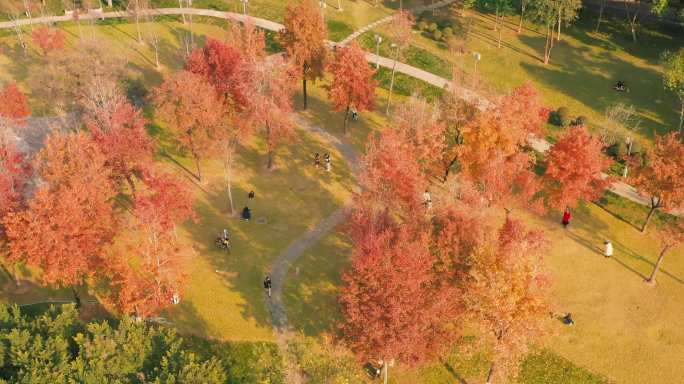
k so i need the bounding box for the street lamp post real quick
[240,0,248,15]
[374,34,382,69]
[472,51,481,85]
[385,43,399,115]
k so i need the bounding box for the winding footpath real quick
[0,3,676,366]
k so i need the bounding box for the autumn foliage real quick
[628,132,684,232]
[280,0,327,108]
[31,26,65,55]
[544,125,611,210]
[463,217,550,383]
[0,83,30,125]
[4,132,117,287]
[327,41,376,133]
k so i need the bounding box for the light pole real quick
[385,42,399,115]
[240,0,248,15]
[472,51,481,85]
[374,34,382,69]
[319,0,327,22]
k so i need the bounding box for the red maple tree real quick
[463,216,551,384]
[31,25,65,56]
[628,132,684,233]
[280,0,327,109]
[85,101,153,193]
[327,41,376,134]
[0,138,32,218]
[3,132,117,289]
[0,83,30,125]
[186,38,247,108]
[244,55,297,170]
[154,70,227,181]
[543,125,611,210]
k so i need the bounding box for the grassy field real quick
[359,9,684,143]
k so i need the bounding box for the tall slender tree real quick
[327,41,376,134]
[280,0,328,110]
[645,220,684,286]
[628,132,684,233]
[385,10,414,114]
[662,48,684,134]
[153,71,227,181]
[31,25,65,56]
[463,217,550,384]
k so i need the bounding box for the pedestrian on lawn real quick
[324,153,331,172]
[562,207,571,228]
[263,276,272,298]
[604,240,613,258]
[314,152,321,168]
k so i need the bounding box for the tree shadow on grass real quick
[518,32,675,138]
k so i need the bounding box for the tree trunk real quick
[595,0,605,32]
[645,245,669,285]
[383,360,389,384]
[302,65,308,109]
[266,123,274,170]
[343,103,350,134]
[442,154,458,182]
[72,287,81,309]
[125,174,137,195]
[557,6,562,41]
[386,56,398,115]
[225,146,235,215]
[494,7,499,31]
[497,15,502,48]
[518,3,525,33]
[641,201,658,233]
[486,362,495,384]
[678,103,683,136]
[179,0,186,24]
[107,0,112,7]
[543,24,551,64]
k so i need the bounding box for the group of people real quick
[314,152,332,172]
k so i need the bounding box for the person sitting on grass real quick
[242,206,252,221]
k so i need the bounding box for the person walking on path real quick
[263,276,272,298]
[604,240,613,258]
[248,190,255,200]
[324,153,331,172]
[562,207,571,228]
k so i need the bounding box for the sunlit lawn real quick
[360,9,683,142]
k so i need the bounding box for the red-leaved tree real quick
[463,216,551,384]
[0,83,30,125]
[31,25,65,56]
[154,70,227,181]
[186,38,248,108]
[280,0,327,109]
[628,132,684,233]
[327,41,376,134]
[3,131,117,300]
[244,56,297,170]
[543,125,611,210]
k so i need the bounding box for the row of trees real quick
[336,78,684,381]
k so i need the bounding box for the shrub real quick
[428,22,438,32]
[433,29,443,40]
[556,107,571,127]
[417,20,428,31]
[443,27,454,38]
[573,115,588,126]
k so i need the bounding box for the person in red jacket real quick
[562,207,572,228]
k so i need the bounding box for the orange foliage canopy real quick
[31,26,65,55]
[0,83,30,125]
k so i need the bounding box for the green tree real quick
[662,48,684,134]
[287,335,366,384]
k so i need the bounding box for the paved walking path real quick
[263,115,358,381]
[338,0,458,46]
